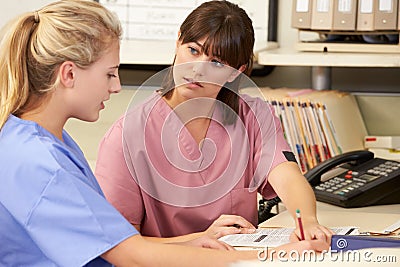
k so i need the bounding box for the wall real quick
[119,0,400,137]
[2,0,399,163]
[119,1,400,92]
[6,1,397,95]
[0,0,54,27]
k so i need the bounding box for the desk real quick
[232,248,400,266]
[231,203,400,266]
[261,203,400,234]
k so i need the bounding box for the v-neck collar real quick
[152,93,224,168]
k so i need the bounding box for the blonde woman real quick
[0,0,329,266]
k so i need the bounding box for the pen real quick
[296,209,305,241]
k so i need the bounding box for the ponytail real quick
[0,13,37,129]
[0,0,122,130]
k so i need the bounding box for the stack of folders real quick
[292,0,399,31]
[241,87,368,174]
[267,99,341,173]
[292,0,400,52]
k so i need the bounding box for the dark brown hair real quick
[161,0,255,124]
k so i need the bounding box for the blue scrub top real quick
[0,115,138,267]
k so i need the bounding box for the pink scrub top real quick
[95,92,291,237]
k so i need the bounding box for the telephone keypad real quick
[314,160,400,197]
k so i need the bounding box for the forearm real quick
[268,162,334,241]
[268,162,318,224]
[133,223,204,244]
[142,232,203,243]
[103,234,329,267]
[102,235,257,267]
[279,174,318,224]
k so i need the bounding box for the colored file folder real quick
[331,235,400,251]
[241,88,368,174]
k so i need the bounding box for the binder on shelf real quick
[292,0,313,29]
[374,0,398,30]
[311,0,335,30]
[398,1,400,30]
[332,0,358,30]
[357,0,375,31]
[358,0,398,31]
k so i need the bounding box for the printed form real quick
[219,227,359,248]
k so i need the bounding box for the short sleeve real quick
[249,98,291,199]
[27,168,138,267]
[95,119,145,225]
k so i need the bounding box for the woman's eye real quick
[189,47,199,55]
[108,74,118,78]
[211,59,224,68]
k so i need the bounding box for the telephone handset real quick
[306,150,400,208]
[258,150,400,223]
[304,150,374,187]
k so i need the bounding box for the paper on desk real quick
[219,227,358,248]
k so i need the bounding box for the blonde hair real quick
[0,0,122,129]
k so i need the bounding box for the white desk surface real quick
[232,203,400,266]
[314,202,400,214]
[261,203,400,233]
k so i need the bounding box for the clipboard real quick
[331,235,400,251]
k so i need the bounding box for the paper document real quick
[219,227,359,248]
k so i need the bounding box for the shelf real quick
[119,40,278,65]
[296,42,400,54]
[257,48,400,67]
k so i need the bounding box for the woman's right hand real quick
[204,214,256,239]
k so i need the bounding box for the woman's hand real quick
[203,214,257,239]
[176,236,234,250]
[290,219,333,244]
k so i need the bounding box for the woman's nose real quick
[110,78,122,94]
[192,60,208,76]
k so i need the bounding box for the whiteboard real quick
[0,0,271,65]
[99,0,271,64]
[0,0,55,28]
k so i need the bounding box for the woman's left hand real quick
[204,214,257,239]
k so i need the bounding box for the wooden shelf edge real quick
[296,42,400,54]
[257,48,400,67]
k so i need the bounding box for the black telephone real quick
[258,150,400,223]
[306,150,400,208]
